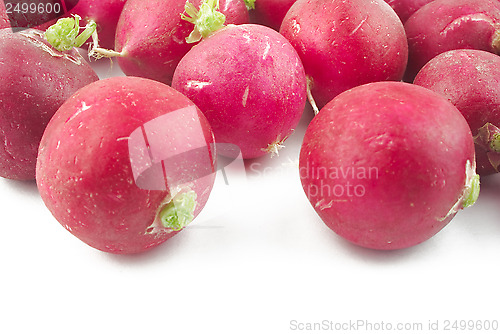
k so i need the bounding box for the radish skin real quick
[414,49,500,175]
[404,0,500,80]
[0,28,98,180]
[383,0,434,23]
[299,82,479,250]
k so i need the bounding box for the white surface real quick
[1,59,500,334]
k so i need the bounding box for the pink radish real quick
[404,0,500,80]
[414,49,500,175]
[172,23,306,159]
[36,77,216,254]
[299,82,479,250]
[94,0,249,85]
[280,0,408,111]
[0,26,98,180]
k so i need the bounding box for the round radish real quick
[250,0,297,31]
[404,0,500,81]
[96,0,249,85]
[299,82,479,250]
[383,0,434,23]
[172,24,306,159]
[36,77,217,254]
[414,49,500,175]
[0,28,98,180]
[280,0,408,111]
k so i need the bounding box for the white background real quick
[1,59,500,334]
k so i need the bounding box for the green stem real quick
[44,15,97,52]
[181,0,226,43]
[462,173,480,208]
[244,0,256,10]
[158,190,198,231]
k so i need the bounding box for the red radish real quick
[249,0,297,31]
[172,24,306,159]
[299,82,479,250]
[36,77,217,254]
[414,49,500,175]
[383,0,434,23]
[0,27,98,180]
[280,0,408,112]
[404,0,500,81]
[94,0,249,85]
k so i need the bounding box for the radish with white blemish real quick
[93,0,249,85]
[404,0,500,80]
[0,24,98,180]
[36,77,216,254]
[300,82,479,250]
[280,0,408,112]
[414,49,500,175]
[172,23,306,159]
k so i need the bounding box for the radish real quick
[414,49,500,176]
[404,0,500,81]
[299,81,479,250]
[383,0,434,23]
[94,0,249,85]
[36,77,217,254]
[172,23,306,159]
[280,0,408,112]
[249,0,297,31]
[0,26,98,180]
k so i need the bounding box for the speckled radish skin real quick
[250,0,297,31]
[404,0,500,81]
[114,0,249,85]
[299,82,478,250]
[383,0,434,23]
[36,77,216,254]
[0,28,98,180]
[280,0,408,110]
[414,49,500,175]
[172,24,306,159]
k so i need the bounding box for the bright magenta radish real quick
[105,0,249,85]
[250,0,297,30]
[414,49,500,175]
[36,77,217,254]
[172,24,306,159]
[299,82,479,250]
[280,0,408,111]
[0,28,98,180]
[404,0,500,80]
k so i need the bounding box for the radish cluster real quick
[2,0,498,254]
